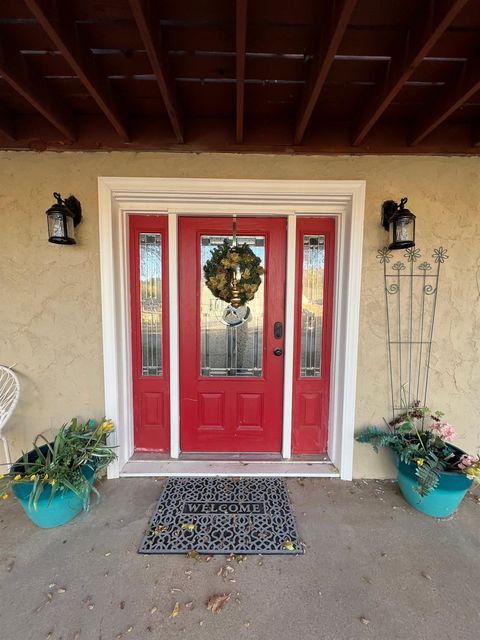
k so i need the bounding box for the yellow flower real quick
[14,474,22,481]
[99,420,114,433]
[2,493,9,500]
[0,474,3,479]
[44,474,49,480]
[417,458,424,466]
[30,474,37,481]
[50,479,57,486]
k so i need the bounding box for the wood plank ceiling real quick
[0,0,480,154]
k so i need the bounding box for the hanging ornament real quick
[220,303,251,327]
[203,217,265,308]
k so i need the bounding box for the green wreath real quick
[204,240,265,306]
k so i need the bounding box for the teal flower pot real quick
[11,445,96,529]
[396,455,473,518]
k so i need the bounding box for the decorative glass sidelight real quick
[200,235,265,377]
[139,233,162,376]
[300,235,325,377]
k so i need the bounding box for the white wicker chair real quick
[0,366,20,468]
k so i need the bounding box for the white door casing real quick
[97,178,366,479]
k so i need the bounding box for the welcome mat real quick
[138,477,304,555]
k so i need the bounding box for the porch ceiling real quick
[1,0,480,154]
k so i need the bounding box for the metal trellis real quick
[377,246,448,417]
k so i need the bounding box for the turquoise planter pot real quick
[396,455,472,518]
[11,445,96,529]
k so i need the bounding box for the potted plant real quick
[356,402,480,518]
[0,418,116,528]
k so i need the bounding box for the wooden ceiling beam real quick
[352,0,470,146]
[0,33,74,140]
[294,0,357,145]
[235,0,248,144]
[0,103,16,142]
[128,0,184,143]
[25,0,129,142]
[411,56,480,145]
[0,114,477,155]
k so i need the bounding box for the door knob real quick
[273,348,283,356]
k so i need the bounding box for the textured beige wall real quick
[1,151,479,477]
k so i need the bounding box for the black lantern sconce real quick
[46,192,82,245]
[381,197,416,250]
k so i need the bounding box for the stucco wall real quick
[1,151,479,477]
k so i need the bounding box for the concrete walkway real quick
[0,478,478,640]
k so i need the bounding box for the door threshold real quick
[120,456,339,477]
[179,452,284,462]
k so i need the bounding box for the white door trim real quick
[98,177,365,480]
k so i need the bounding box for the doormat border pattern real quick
[138,477,304,555]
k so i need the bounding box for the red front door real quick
[179,217,287,453]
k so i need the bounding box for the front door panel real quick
[179,217,286,452]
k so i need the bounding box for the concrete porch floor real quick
[0,478,478,640]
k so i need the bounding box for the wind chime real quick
[229,216,243,308]
[203,215,265,325]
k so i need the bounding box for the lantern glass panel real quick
[394,216,414,247]
[48,211,66,240]
[65,215,75,241]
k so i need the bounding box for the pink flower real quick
[458,453,479,470]
[430,420,457,442]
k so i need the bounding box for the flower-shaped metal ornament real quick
[418,262,432,271]
[404,247,421,262]
[433,247,448,264]
[376,247,393,264]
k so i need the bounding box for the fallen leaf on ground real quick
[227,553,246,563]
[57,588,66,594]
[185,601,194,610]
[181,523,196,531]
[154,525,167,534]
[360,617,370,625]
[421,571,432,580]
[296,478,305,486]
[217,565,235,579]
[283,541,295,551]
[150,606,157,614]
[244,621,251,628]
[170,602,180,617]
[206,593,231,613]
[186,550,203,562]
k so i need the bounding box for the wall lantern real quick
[381,197,416,250]
[46,192,82,245]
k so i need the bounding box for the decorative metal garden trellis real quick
[377,246,448,417]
